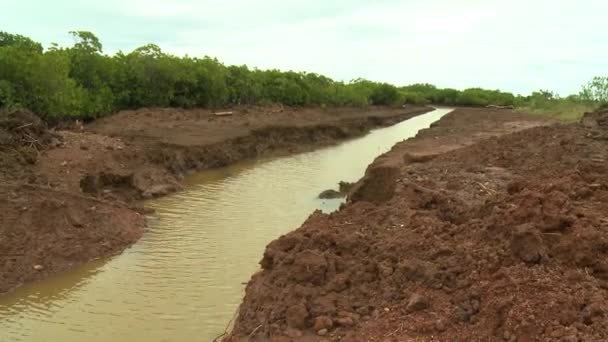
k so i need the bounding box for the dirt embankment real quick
[0,105,429,294]
[227,108,608,341]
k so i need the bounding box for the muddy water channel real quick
[0,108,452,342]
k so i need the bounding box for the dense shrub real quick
[0,30,604,120]
[369,83,400,105]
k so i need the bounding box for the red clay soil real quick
[34,105,430,203]
[0,105,429,294]
[88,105,428,147]
[227,108,608,341]
[0,185,144,294]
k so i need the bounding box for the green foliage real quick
[0,31,410,118]
[517,88,599,122]
[0,39,86,118]
[69,31,103,54]
[580,76,608,103]
[0,31,43,53]
[455,88,515,107]
[400,83,436,104]
[67,31,116,116]
[369,83,400,105]
[0,79,17,110]
[0,30,605,121]
[399,91,428,105]
[226,65,261,105]
[399,84,515,107]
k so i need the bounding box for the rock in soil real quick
[407,293,430,312]
[318,189,344,199]
[286,303,309,329]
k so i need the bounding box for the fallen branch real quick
[248,325,262,337]
[212,308,240,342]
[13,122,33,130]
[475,181,496,195]
[385,322,404,337]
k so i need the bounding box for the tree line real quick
[0,31,605,120]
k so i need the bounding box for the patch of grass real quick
[518,101,599,122]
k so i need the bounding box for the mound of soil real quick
[227,109,608,341]
[0,185,144,294]
[581,108,608,129]
[88,105,430,147]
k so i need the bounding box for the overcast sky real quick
[2,0,606,95]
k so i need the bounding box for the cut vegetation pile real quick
[0,110,58,178]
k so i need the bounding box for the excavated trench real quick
[0,108,452,342]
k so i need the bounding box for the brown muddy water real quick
[0,108,452,342]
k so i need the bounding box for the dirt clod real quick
[510,225,545,264]
[286,303,309,329]
[336,316,355,327]
[314,316,333,331]
[407,293,430,312]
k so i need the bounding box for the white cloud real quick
[122,0,200,17]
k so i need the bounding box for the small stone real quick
[317,329,328,336]
[470,299,480,312]
[372,309,381,319]
[313,315,333,331]
[336,316,354,326]
[318,189,344,199]
[550,328,564,338]
[435,319,446,332]
[378,261,394,278]
[356,306,370,316]
[284,328,303,338]
[562,336,577,342]
[582,302,604,325]
[33,264,44,271]
[407,293,429,312]
[337,310,354,318]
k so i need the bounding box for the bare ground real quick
[226,108,608,341]
[0,105,430,294]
